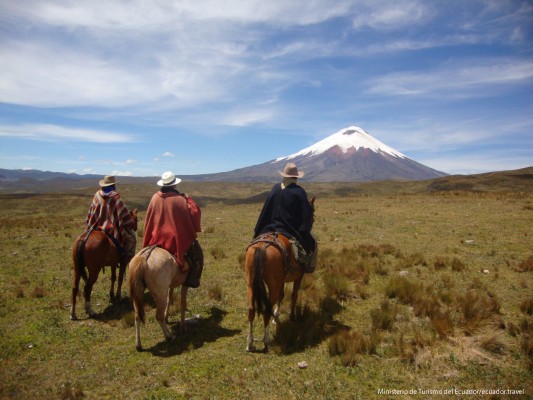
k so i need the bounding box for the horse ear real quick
[310,197,315,206]
[133,208,138,214]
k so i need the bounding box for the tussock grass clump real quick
[384,276,423,304]
[328,329,379,366]
[59,382,85,400]
[520,298,533,315]
[208,283,224,301]
[517,255,533,272]
[204,226,216,234]
[371,299,398,331]
[15,287,25,298]
[122,312,135,328]
[430,309,454,339]
[210,246,226,260]
[451,257,466,272]
[323,274,351,300]
[385,276,455,338]
[434,255,466,272]
[521,322,533,370]
[458,289,500,332]
[32,285,45,298]
[479,332,506,355]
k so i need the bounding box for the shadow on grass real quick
[271,297,349,355]
[145,307,241,357]
[94,296,135,322]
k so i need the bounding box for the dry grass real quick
[517,255,533,272]
[328,329,379,366]
[0,182,532,399]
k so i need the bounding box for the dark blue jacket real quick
[254,183,315,252]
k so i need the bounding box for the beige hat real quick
[157,171,182,187]
[99,175,118,187]
[279,162,304,178]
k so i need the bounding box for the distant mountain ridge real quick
[1,167,532,195]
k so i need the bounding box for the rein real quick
[248,232,293,273]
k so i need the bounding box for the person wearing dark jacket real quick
[254,163,316,270]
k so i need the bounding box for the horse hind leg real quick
[246,286,255,352]
[84,272,98,318]
[155,292,175,341]
[263,311,273,353]
[115,262,127,302]
[290,277,303,322]
[110,265,117,303]
[179,286,188,332]
[273,284,285,325]
[71,268,81,320]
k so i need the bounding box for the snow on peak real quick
[276,126,406,161]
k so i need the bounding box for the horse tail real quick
[252,246,272,317]
[75,237,88,282]
[129,255,147,324]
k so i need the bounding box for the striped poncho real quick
[86,190,135,245]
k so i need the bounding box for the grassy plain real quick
[0,177,532,399]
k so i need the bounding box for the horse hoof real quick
[70,315,77,321]
[136,345,143,352]
[246,345,255,352]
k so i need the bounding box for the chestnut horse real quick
[245,197,315,352]
[128,246,190,351]
[70,209,138,320]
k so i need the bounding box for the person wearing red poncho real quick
[142,171,202,268]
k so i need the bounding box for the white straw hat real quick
[157,171,182,187]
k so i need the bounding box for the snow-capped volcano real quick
[277,126,406,161]
[188,126,448,182]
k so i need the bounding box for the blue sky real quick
[0,0,532,177]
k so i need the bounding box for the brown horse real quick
[70,209,138,320]
[244,197,315,352]
[128,246,190,351]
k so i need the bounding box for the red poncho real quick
[142,191,201,265]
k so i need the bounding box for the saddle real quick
[249,232,299,273]
[139,241,204,289]
[249,232,317,274]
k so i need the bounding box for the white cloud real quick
[366,59,533,97]
[0,123,134,143]
[352,0,431,30]
[221,110,275,126]
[110,170,133,176]
[125,159,137,164]
[419,153,533,175]
[163,152,174,157]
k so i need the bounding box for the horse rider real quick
[142,171,204,287]
[86,175,137,263]
[254,162,317,272]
